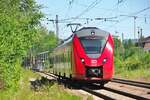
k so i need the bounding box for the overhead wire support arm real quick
[46,15,59,44]
[95,16,118,22]
[120,15,137,39]
[67,23,81,33]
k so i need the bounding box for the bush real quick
[139,52,150,69]
[114,38,150,74]
[124,55,141,70]
[114,57,124,74]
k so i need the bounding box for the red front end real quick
[71,32,114,82]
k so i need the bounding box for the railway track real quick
[82,87,115,100]
[103,87,149,100]
[112,78,150,89]
[82,85,150,100]
[38,71,150,100]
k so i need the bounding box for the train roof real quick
[55,34,73,50]
[77,27,99,30]
[75,27,109,37]
[55,27,110,50]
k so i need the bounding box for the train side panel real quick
[72,35,86,79]
[52,43,72,78]
[100,34,114,80]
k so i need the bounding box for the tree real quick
[0,0,43,89]
[124,39,134,49]
[32,27,57,54]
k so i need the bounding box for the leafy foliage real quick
[0,0,43,90]
[32,27,57,54]
[114,38,150,76]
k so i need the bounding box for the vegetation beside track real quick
[0,0,57,90]
[0,69,81,100]
[114,39,150,81]
[0,0,44,90]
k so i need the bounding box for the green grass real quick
[0,69,81,100]
[115,68,150,82]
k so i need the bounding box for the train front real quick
[72,27,114,83]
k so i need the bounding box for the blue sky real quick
[36,0,150,39]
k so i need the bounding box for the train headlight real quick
[81,58,85,63]
[102,58,107,64]
[91,31,95,35]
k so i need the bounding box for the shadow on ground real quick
[30,76,106,91]
[57,79,105,90]
[30,77,56,91]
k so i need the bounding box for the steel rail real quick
[113,78,150,85]
[112,78,150,89]
[82,87,115,100]
[104,87,150,100]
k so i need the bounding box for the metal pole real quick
[137,27,140,47]
[122,33,125,59]
[140,28,143,47]
[140,28,142,39]
[134,17,136,39]
[56,15,59,43]
[122,33,124,43]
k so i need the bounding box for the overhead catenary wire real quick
[57,0,100,22]
[119,6,150,23]
[72,0,103,21]
[117,0,127,5]
[44,1,150,40]
[65,0,74,18]
[106,6,150,29]
[60,0,127,25]
[105,0,127,18]
[132,6,150,15]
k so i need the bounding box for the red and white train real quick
[51,27,114,86]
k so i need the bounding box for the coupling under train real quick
[50,27,114,85]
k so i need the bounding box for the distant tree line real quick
[31,27,57,55]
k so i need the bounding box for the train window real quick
[79,36,106,54]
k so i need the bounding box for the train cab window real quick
[79,36,106,54]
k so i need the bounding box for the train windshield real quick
[79,36,106,54]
